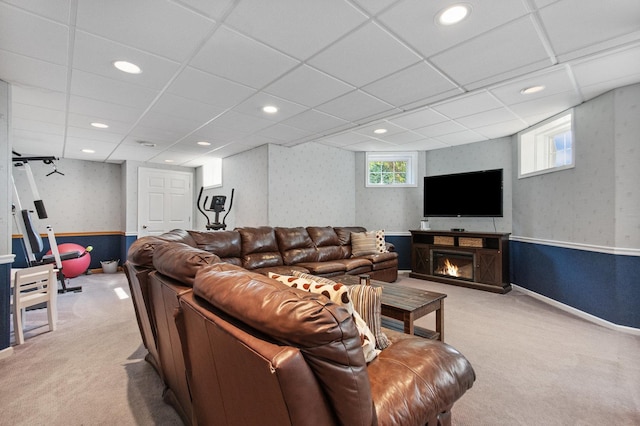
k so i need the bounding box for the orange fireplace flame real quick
[441,259,459,277]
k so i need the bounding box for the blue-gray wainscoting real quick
[510,239,640,329]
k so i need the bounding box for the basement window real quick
[366,152,418,187]
[518,111,574,178]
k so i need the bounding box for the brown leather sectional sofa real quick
[124,226,476,425]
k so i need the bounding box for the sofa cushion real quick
[127,236,167,267]
[194,264,376,426]
[152,242,220,287]
[187,230,242,265]
[237,227,284,270]
[274,227,318,265]
[375,229,389,253]
[269,273,379,363]
[334,226,367,246]
[306,226,343,261]
[351,231,378,257]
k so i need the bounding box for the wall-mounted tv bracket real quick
[197,187,234,230]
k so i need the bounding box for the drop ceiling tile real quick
[224,0,368,60]
[489,67,577,106]
[189,121,246,143]
[414,120,467,138]
[0,50,68,92]
[165,139,225,154]
[378,131,424,144]
[190,26,299,89]
[2,0,72,24]
[346,139,397,151]
[75,0,214,62]
[430,16,552,87]
[473,119,527,139]
[128,124,185,146]
[64,137,118,156]
[456,107,520,128]
[435,130,486,145]
[150,92,226,123]
[65,126,125,144]
[386,108,448,130]
[362,61,460,108]
[351,0,401,16]
[231,92,308,121]
[539,0,640,57]
[67,113,131,135]
[431,91,504,119]
[72,31,181,90]
[12,117,65,135]
[68,96,144,125]
[205,142,256,159]
[308,22,421,87]
[316,132,371,148]
[571,46,640,99]
[264,65,354,108]
[11,86,66,110]
[254,123,314,143]
[168,66,256,109]
[0,3,68,65]
[71,70,160,109]
[12,103,66,125]
[12,128,64,155]
[281,109,350,134]
[176,0,236,20]
[508,91,582,123]
[135,111,201,139]
[393,138,448,151]
[378,0,529,58]
[206,110,275,134]
[316,90,395,122]
[108,144,157,163]
[354,121,408,137]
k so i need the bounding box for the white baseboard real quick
[512,284,640,336]
[0,346,14,360]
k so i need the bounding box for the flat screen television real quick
[423,169,503,217]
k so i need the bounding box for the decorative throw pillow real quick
[348,284,391,350]
[291,271,390,350]
[375,229,388,253]
[269,272,380,362]
[350,231,378,257]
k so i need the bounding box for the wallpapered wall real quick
[269,143,355,227]
[512,83,640,248]
[208,143,356,229]
[613,84,640,249]
[12,158,122,234]
[0,80,9,254]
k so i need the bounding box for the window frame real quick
[365,151,418,188]
[517,110,575,179]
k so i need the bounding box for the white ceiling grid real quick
[0,0,639,166]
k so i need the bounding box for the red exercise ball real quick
[47,243,91,278]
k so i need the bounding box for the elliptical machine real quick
[197,187,234,230]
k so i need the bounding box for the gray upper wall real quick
[512,83,640,249]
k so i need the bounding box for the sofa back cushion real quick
[194,263,375,426]
[334,226,367,257]
[237,227,284,270]
[306,226,343,261]
[275,227,318,265]
[187,230,243,266]
[152,242,220,287]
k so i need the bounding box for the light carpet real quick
[1,271,638,425]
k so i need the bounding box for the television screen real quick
[423,169,503,217]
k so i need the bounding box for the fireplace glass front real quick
[432,250,474,281]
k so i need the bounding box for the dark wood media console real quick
[409,230,511,294]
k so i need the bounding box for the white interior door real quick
[138,168,193,237]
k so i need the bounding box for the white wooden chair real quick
[12,264,57,345]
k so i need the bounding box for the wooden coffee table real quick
[335,275,447,342]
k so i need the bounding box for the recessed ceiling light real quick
[520,85,546,95]
[81,149,95,154]
[374,128,388,134]
[262,105,278,114]
[197,141,211,146]
[436,4,471,25]
[91,122,109,129]
[113,60,142,74]
[164,159,174,163]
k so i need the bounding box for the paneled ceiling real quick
[2,0,639,166]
